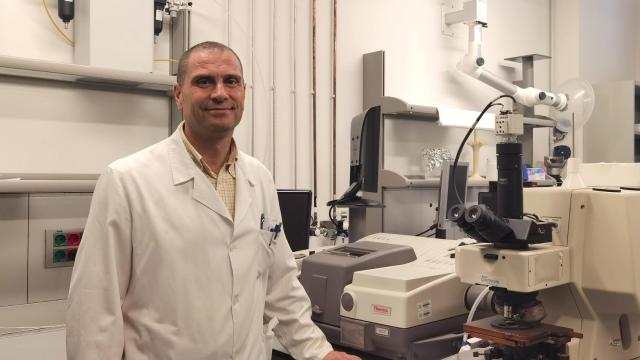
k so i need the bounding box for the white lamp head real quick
[553,78,595,132]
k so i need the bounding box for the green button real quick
[54,233,67,247]
[53,250,67,263]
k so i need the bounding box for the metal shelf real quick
[380,169,489,189]
[381,97,439,120]
[380,169,555,189]
[0,55,175,95]
[0,173,98,193]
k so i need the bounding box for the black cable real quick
[451,102,502,204]
[417,230,436,238]
[415,223,437,237]
[451,95,517,206]
[329,204,340,230]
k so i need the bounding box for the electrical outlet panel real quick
[44,229,83,268]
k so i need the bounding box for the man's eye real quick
[196,78,213,86]
[225,78,240,86]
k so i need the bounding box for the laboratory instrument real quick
[445,89,585,357]
[456,186,640,359]
[300,233,484,359]
[154,0,167,43]
[58,0,74,29]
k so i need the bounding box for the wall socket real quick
[44,229,83,268]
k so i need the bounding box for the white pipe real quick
[227,0,230,46]
[291,0,298,188]
[250,0,255,155]
[271,0,277,179]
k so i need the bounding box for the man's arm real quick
[66,167,132,360]
[262,187,360,360]
[262,186,334,360]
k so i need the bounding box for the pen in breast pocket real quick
[269,223,282,246]
[260,213,265,229]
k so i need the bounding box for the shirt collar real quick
[179,125,237,178]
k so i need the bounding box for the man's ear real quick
[173,83,184,112]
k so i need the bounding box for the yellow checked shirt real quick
[180,126,237,220]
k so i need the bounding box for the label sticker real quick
[375,326,390,337]
[156,10,164,21]
[480,274,500,286]
[371,304,392,316]
[417,300,432,319]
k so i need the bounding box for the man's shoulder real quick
[237,151,273,179]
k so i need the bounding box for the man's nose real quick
[210,83,228,101]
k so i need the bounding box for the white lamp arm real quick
[454,16,568,111]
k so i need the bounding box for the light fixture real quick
[437,107,495,130]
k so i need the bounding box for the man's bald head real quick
[176,41,244,86]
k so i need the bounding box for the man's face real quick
[174,49,246,138]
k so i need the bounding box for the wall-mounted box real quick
[75,0,154,73]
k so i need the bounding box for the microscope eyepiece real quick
[447,204,486,242]
[448,204,466,221]
[466,205,482,221]
[465,204,516,243]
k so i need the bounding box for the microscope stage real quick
[463,315,582,348]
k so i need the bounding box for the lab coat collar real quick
[167,127,196,186]
[167,124,256,223]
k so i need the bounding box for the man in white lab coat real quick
[66,41,359,360]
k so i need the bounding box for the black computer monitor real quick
[351,106,381,193]
[277,190,312,251]
[328,106,381,206]
[436,160,469,238]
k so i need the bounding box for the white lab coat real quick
[66,128,333,360]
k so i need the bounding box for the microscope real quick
[449,111,582,359]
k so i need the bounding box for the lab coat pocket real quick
[259,229,275,247]
[257,229,276,271]
[263,317,279,360]
[258,229,277,254]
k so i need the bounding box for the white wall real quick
[200,0,553,218]
[1,0,554,220]
[337,0,551,198]
[0,1,170,174]
[579,0,636,84]
[552,0,638,160]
